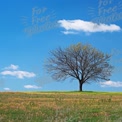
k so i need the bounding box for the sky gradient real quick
[0,0,122,92]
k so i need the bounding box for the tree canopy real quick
[45,43,113,91]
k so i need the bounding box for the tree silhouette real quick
[45,43,113,91]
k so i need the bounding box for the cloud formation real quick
[1,64,36,79]
[4,88,11,91]
[1,71,36,79]
[100,81,122,87]
[58,19,121,34]
[24,85,41,89]
[62,31,78,35]
[4,64,19,70]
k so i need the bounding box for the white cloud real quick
[62,31,78,35]
[4,64,19,70]
[100,81,122,87]
[1,70,36,79]
[4,88,11,91]
[24,85,41,89]
[58,19,121,34]
[1,64,36,79]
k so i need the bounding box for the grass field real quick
[0,91,122,122]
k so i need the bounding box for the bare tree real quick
[45,43,113,91]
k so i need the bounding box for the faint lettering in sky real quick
[21,7,58,36]
[110,48,122,74]
[0,78,5,88]
[88,0,122,23]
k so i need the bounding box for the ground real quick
[0,91,122,122]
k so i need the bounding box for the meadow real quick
[0,91,122,122]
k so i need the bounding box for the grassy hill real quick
[0,91,122,122]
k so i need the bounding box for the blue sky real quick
[0,0,122,92]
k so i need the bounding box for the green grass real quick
[0,91,122,122]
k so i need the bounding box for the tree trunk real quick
[79,81,83,92]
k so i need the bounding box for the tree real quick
[45,43,113,91]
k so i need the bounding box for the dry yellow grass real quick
[0,92,122,122]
